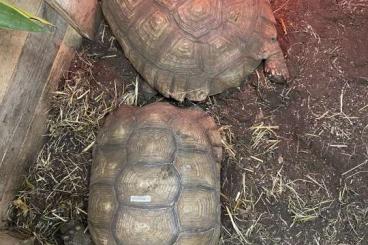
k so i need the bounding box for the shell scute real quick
[174,0,222,38]
[113,207,178,245]
[91,145,127,185]
[176,189,218,231]
[88,185,117,227]
[115,164,180,206]
[174,229,216,245]
[174,151,217,188]
[127,127,176,164]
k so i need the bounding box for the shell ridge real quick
[182,183,217,192]
[110,108,139,244]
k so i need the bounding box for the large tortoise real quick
[88,103,222,245]
[102,0,289,101]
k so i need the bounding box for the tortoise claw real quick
[264,54,290,84]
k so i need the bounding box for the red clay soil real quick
[209,0,368,244]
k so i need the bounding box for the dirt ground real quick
[8,0,368,244]
[216,0,368,244]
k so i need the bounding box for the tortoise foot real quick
[264,54,289,84]
[60,221,92,245]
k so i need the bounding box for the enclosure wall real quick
[0,0,82,227]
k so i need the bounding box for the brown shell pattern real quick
[89,103,222,245]
[102,0,279,101]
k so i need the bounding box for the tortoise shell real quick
[102,0,289,101]
[88,103,222,245]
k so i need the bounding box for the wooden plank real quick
[0,0,44,202]
[0,2,82,227]
[0,0,43,103]
[0,2,68,199]
[45,0,100,39]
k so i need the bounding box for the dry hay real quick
[7,51,137,244]
[217,111,368,244]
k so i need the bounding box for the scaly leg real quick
[263,42,289,83]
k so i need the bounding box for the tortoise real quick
[88,102,222,245]
[102,0,289,101]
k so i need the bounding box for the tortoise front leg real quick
[263,42,290,83]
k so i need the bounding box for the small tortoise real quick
[88,103,222,245]
[102,0,289,101]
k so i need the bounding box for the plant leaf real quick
[0,1,53,32]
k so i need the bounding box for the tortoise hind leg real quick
[264,43,289,83]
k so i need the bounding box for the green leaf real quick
[0,1,53,32]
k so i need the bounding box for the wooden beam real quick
[0,1,82,227]
[45,0,100,39]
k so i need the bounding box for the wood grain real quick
[45,0,100,39]
[0,1,82,227]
